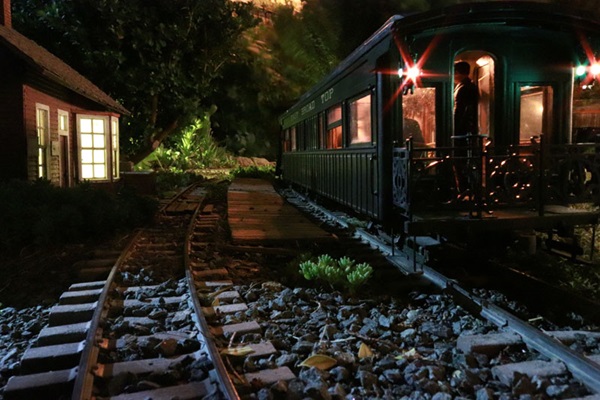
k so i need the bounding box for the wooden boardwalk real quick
[227,178,336,244]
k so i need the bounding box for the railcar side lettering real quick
[301,101,315,115]
[320,88,334,104]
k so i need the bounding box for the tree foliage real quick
[14,0,595,164]
[213,0,430,158]
[12,0,257,163]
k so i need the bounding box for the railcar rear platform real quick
[407,205,600,237]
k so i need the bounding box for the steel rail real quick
[184,201,240,400]
[160,182,199,213]
[71,182,205,399]
[292,190,600,394]
[71,229,143,400]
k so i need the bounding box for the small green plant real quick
[299,254,373,294]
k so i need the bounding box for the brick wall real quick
[1,0,11,29]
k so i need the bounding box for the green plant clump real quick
[137,110,236,173]
[299,254,373,294]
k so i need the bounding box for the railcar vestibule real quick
[280,2,600,241]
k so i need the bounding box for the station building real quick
[0,0,128,189]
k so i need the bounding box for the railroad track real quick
[3,182,246,399]
[4,179,600,398]
[281,187,600,397]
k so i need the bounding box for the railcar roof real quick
[280,1,600,124]
[393,1,600,34]
[279,14,404,123]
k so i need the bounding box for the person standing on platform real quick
[453,61,479,197]
[454,61,479,136]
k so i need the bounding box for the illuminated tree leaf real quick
[299,354,337,370]
[220,346,256,356]
[358,342,373,359]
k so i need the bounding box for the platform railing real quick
[393,136,600,219]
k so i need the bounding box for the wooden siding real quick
[22,85,119,186]
[24,71,113,114]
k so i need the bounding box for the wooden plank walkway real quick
[227,178,336,244]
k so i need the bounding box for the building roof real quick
[0,24,129,115]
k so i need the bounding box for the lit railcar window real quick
[349,93,372,145]
[326,105,342,149]
[572,71,600,143]
[402,88,436,147]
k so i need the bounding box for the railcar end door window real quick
[519,85,553,144]
[78,115,108,180]
[402,88,436,147]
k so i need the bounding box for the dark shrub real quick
[0,180,158,255]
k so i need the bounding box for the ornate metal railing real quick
[393,136,600,219]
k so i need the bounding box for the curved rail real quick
[71,182,210,399]
[71,230,142,399]
[184,202,240,400]
[293,189,600,394]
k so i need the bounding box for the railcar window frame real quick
[401,86,437,148]
[318,113,326,149]
[306,115,319,150]
[290,126,297,151]
[325,104,343,149]
[347,91,375,147]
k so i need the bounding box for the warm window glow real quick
[36,105,49,179]
[112,117,119,178]
[79,116,107,180]
[59,112,69,133]
[402,87,436,147]
[80,119,92,133]
[349,94,372,145]
[326,105,343,149]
